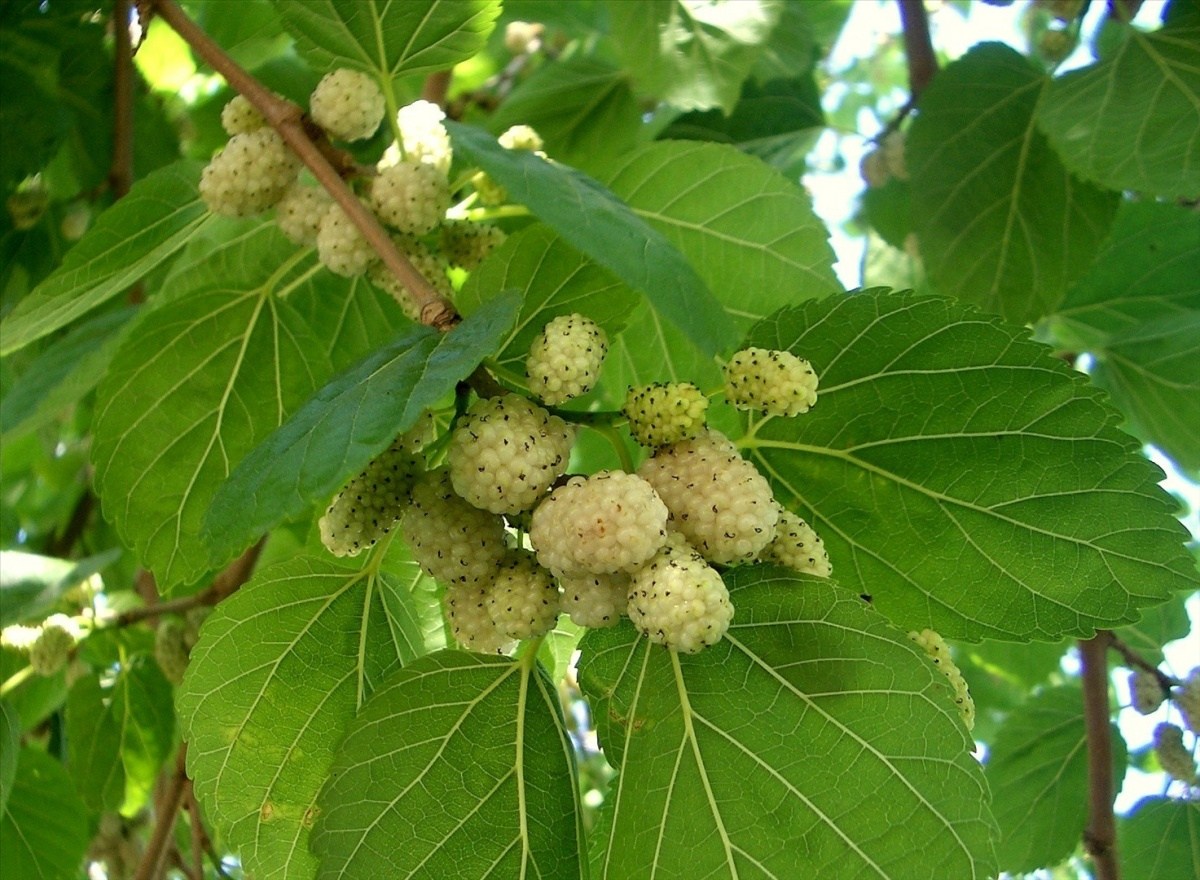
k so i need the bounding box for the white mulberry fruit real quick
[394,99,452,174]
[909,628,975,730]
[319,436,424,557]
[526,314,608,405]
[529,470,668,577]
[29,614,79,676]
[316,202,377,277]
[560,572,628,628]
[275,183,332,246]
[767,510,831,577]
[627,537,733,653]
[402,468,508,585]
[1153,722,1197,784]
[1129,669,1166,715]
[370,161,450,235]
[1177,668,1200,735]
[199,129,300,217]
[444,581,514,655]
[486,549,561,640]
[499,125,544,152]
[638,429,779,564]
[440,220,506,270]
[310,69,385,141]
[623,382,708,448]
[724,347,818,417]
[447,393,576,515]
[220,94,266,135]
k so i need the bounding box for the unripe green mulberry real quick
[29,614,79,676]
[370,161,450,235]
[275,183,332,247]
[367,239,453,322]
[310,69,385,141]
[724,347,818,417]
[909,628,974,730]
[486,549,561,640]
[1129,669,1165,715]
[526,314,608,405]
[316,202,377,277]
[1153,722,1197,784]
[623,383,708,448]
[767,510,831,577]
[155,617,191,685]
[440,220,506,270]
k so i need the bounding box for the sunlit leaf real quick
[1119,796,1200,880]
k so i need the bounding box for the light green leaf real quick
[579,569,996,880]
[110,657,174,813]
[742,292,1199,641]
[180,555,426,880]
[0,161,209,356]
[1119,797,1200,880]
[0,702,20,816]
[0,748,89,880]
[446,120,736,357]
[1036,16,1200,199]
[0,551,80,627]
[909,43,1118,323]
[312,650,584,879]
[276,0,501,79]
[1115,594,1191,666]
[985,684,1126,873]
[92,261,330,593]
[608,0,782,114]
[294,274,413,372]
[65,675,125,812]
[203,291,520,561]
[457,224,638,388]
[1048,202,1200,471]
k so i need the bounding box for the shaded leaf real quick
[179,555,424,880]
[985,684,1126,873]
[203,292,520,561]
[65,675,125,812]
[277,0,501,80]
[1119,796,1200,880]
[578,568,996,879]
[1037,16,1200,199]
[313,651,584,879]
[1115,594,1191,666]
[0,550,115,627]
[608,0,782,114]
[743,292,1198,640]
[0,702,18,815]
[909,43,1118,323]
[1,161,209,356]
[446,120,734,357]
[0,748,89,880]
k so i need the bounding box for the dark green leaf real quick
[1037,16,1200,199]
[578,568,996,879]
[203,291,520,560]
[1,161,210,356]
[277,0,501,79]
[0,748,89,880]
[1119,796,1200,880]
[986,684,1126,873]
[92,271,329,592]
[607,0,782,114]
[743,292,1199,640]
[446,120,735,357]
[65,675,125,812]
[0,702,19,815]
[313,651,584,879]
[180,555,421,880]
[909,43,1118,323]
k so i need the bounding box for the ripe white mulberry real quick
[560,572,629,628]
[627,535,733,653]
[443,581,514,655]
[486,549,561,640]
[499,125,545,152]
[1129,669,1166,715]
[724,347,818,417]
[767,510,831,577]
[402,468,508,585]
[220,95,266,135]
[909,628,975,730]
[394,99,453,174]
[638,429,779,565]
[370,161,450,235]
[319,436,424,557]
[199,129,300,217]
[275,183,332,247]
[316,202,377,277]
[447,393,575,515]
[309,69,385,142]
[529,470,668,577]
[526,313,608,405]
[623,382,708,448]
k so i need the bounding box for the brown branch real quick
[44,488,95,558]
[897,0,938,101]
[1080,633,1120,880]
[1105,632,1180,693]
[421,71,453,108]
[113,537,265,627]
[133,745,190,880]
[147,0,459,331]
[110,0,136,200]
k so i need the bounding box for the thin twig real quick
[110,0,135,200]
[897,0,938,101]
[45,488,95,557]
[1105,632,1181,692]
[147,0,459,330]
[1080,634,1120,880]
[133,745,190,880]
